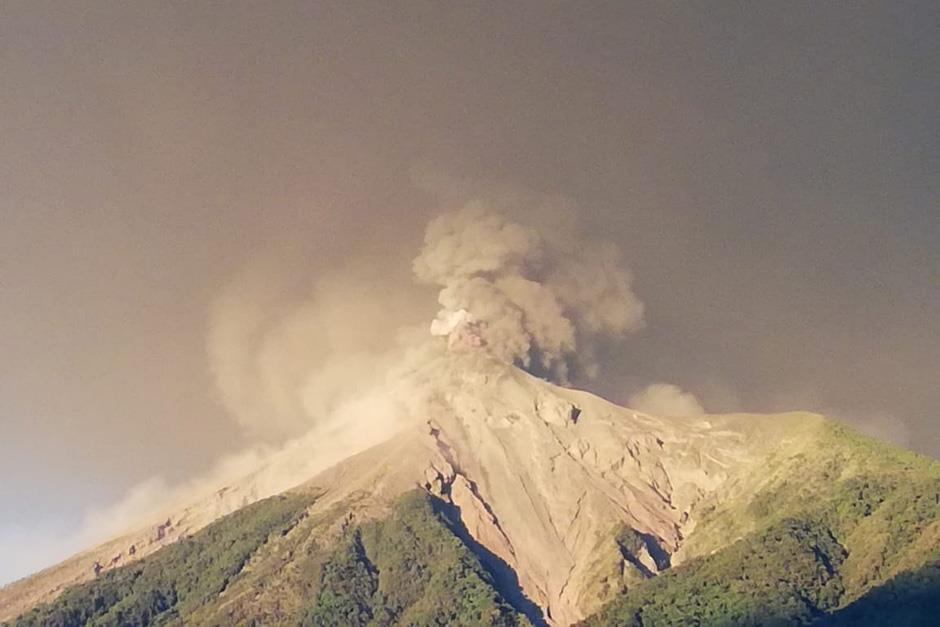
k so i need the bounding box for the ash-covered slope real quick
[294,353,776,624]
[4,354,939,626]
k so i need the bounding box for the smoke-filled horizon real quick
[2,2,938,586]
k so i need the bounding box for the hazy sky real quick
[1,2,938,584]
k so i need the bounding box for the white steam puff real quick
[629,383,705,417]
[413,205,644,381]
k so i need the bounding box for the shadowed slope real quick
[821,558,940,625]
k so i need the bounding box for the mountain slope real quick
[3,354,938,625]
[11,494,314,626]
[582,421,940,625]
[12,491,530,627]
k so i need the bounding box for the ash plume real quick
[207,195,647,445]
[414,204,645,382]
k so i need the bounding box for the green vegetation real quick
[583,518,847,625]
[583,422,940,626]
[304,529,378,626]
[10,490,526,627]
[13,493,314,627]
[303,491,527,626]
[822,558,940,625]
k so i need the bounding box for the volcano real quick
[3,353,939,625]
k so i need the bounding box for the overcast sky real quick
[1,2,938,585]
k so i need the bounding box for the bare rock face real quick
[291,354,764,624]
[0,353,812,624]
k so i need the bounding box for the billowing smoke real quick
[413,205,645,382]
[207,198,647,444]
[629,383,706,417]
[58,194,652,560]
[207,256,429,439]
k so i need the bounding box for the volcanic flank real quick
[290,351,754,624]
[0,350,777,623]
[6,346,939,625]
[3,206,939,625]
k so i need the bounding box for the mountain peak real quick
[3,358,936,625]
[287,355,774,624]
